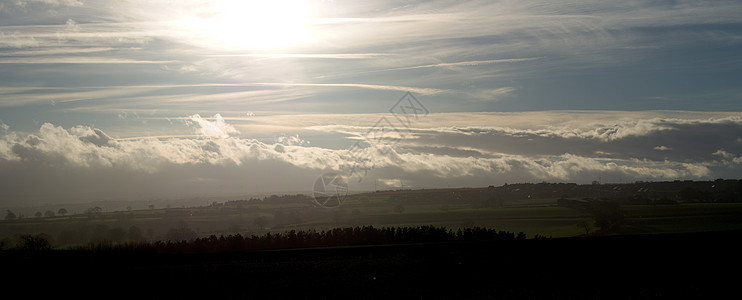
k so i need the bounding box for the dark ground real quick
[3,231,739,299]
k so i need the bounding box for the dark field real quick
[4,230,738,299]
[2,181,741,298]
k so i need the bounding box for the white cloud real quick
[188,114,239,138]
[0,57,175,64]
[713,149,742,166]
[3,111,741,205]
[248,82,448,96]
[276,134,310,146]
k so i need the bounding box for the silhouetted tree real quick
[44,210,55,217]
[84,206,103,219]
[72,225,536,253]
[57,208,67,217]
[577,221,590,235]
[4,210,16,220]
[0,237,10,250]
[34,211,42,218]
[149,204,155,210]
[17,234,52,251]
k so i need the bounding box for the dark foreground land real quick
[3,230,739,299]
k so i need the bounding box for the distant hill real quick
[354,179,742,206]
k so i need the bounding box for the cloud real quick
[308,112,742,168]
[3,0,740,118]
[713,149,742,166]
[276,134,310,146]
[248,82,448,96]
[188,114,239,138]
[0,57,176,64]
[16,0,84,7]
[1,47,116,56]
[208,53,391,59]
[384,58,543,72]
[3,111,742,205]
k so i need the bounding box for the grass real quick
[616,203,742,235]
[3,194,742,246]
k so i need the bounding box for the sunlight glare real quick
[192,0,314,51]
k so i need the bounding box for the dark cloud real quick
[397,117,742,164]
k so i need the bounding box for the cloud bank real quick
[1,111,740,206]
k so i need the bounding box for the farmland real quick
[3,180,742,248]
[2,180,741,298]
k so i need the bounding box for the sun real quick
[188,0,315,51]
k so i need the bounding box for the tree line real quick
[5,208,69,220]
[117,225,534,254]
[2,226,539,253]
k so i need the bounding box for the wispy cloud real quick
[1,1,742,204]
[0,47,117,56]
[0,57,176,64]
[249,82,448,96]
[384,58,543,72]
[207,53,391,59]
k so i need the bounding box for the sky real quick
[1,0,742,207]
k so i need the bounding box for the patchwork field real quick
[3,187,742,248]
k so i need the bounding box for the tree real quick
[44,210,55,217]
[0,237,10,250]
[17,234,52,251]
[84,206,103,218]
[5,210,16,221]
[149,204,155,210]
[34,211,42,218]
[577,221,591,235]
[57,208,68,217]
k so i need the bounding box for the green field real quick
[3,190,742,248]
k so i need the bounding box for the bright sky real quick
[1,0,742,206]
